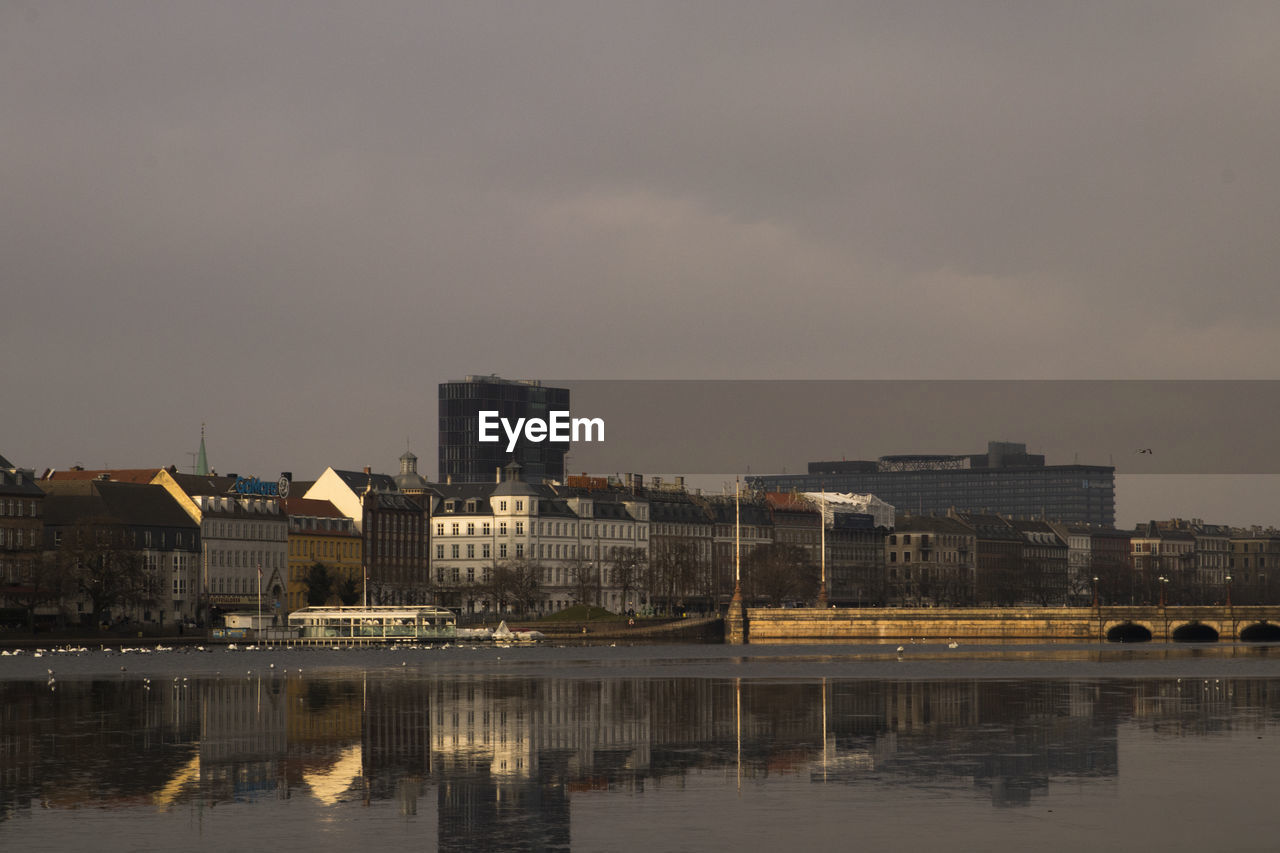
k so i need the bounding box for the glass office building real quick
[750,441,1115,526]
[438,376,570,484]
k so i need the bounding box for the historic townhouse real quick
[0,455,45,617]
[153,470,289,621]
[948,511,1024,606]
[1009,519,1070,605]
[428,464,650,615]
[282,497,362,612]
[1228,529,1280,605]
[887,514,976,606]
[304,466,429,606]
[1130,521,1196,605]
[646,480,715,609]
[40,478,201,626]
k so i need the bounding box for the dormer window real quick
[445,500,457,512]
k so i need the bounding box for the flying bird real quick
[1136,448,1153,454]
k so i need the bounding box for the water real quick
[3,642,1280,852]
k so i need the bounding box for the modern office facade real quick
[751,441,1115,526]
[438,375,570,484]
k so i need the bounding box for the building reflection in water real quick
[3,673,1280,844]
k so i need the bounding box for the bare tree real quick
[651,539,700,613]
[490,557,543,615]
[745,543,818,607]
[568,556,600,606]
[56,517,148,625]
[609,547,646,613]
[10,553,76,630]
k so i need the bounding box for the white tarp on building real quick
[802,492,896,529]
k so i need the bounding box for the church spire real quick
[196,423,210,476]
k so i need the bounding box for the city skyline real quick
[5,3,1280,528]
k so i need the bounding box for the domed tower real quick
[394,448,429,495]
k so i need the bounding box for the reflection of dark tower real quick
[438,375,570,484]
[438,778,570,852]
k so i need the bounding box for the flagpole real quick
[257,563,262,634]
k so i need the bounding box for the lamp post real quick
[1226,574,1233,608]
[816,488,828,608]
[1158,575,1168,608]
[1092,575,1099,610]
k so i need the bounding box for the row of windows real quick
[205,520,285,542]
[435,519,646,540]
[0,499,38,517]
[207,549,283,570]
[1,528,37,549]
[289,539,359,560]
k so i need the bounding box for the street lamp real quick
[1092,576,1099,609]
[1158,575,1168,608]
[1226,574,1233,608]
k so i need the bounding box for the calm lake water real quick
[3,642,1280,852]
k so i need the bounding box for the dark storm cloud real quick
[3,2,1279,523]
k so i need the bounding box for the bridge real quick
[731,605,1280,644]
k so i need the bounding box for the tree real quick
[56,517,147,625]
[10,552,76,631]
[651,539,701,613]
[610,547,647,613]
[745,543,818,607]
[304,562,334,606]
[568,557,600,607]
[336,577,361,606]
[490,557,543,614]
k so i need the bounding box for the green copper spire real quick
[196,423,210,476]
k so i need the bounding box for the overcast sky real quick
[3,2,1278,525]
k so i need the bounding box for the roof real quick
[40,481,197,530]
[167,472,240,497]
[41,467,164,484]
[894,514,974,536]
[282,498,348,519]
[331,469,399,494]
[0,467,44,496]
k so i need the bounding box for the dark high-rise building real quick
[438,375,570,484]
[751,440,1115,526]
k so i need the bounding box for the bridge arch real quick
[1171,622,1219,643]
[1239,622,1280,642]
[1106,621,1153,643]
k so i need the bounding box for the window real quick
[499,522,507,536]
[451,523,459,536]
[515,522,524,536]
[500,501,507,511]
[467,544,475,559]
[451,544,460,558]
[467,523,475,536]
[482,523,490,535]
[482,544,490,559]
[499,544,508,558]
[515,501,523,511]
[437,523,444,535]
[515,543,524,557]
[436,545,445,559]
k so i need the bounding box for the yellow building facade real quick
[284,498,363,613]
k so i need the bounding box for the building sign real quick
[228,475,291,498]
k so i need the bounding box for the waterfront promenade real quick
[737,605,1280,644]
